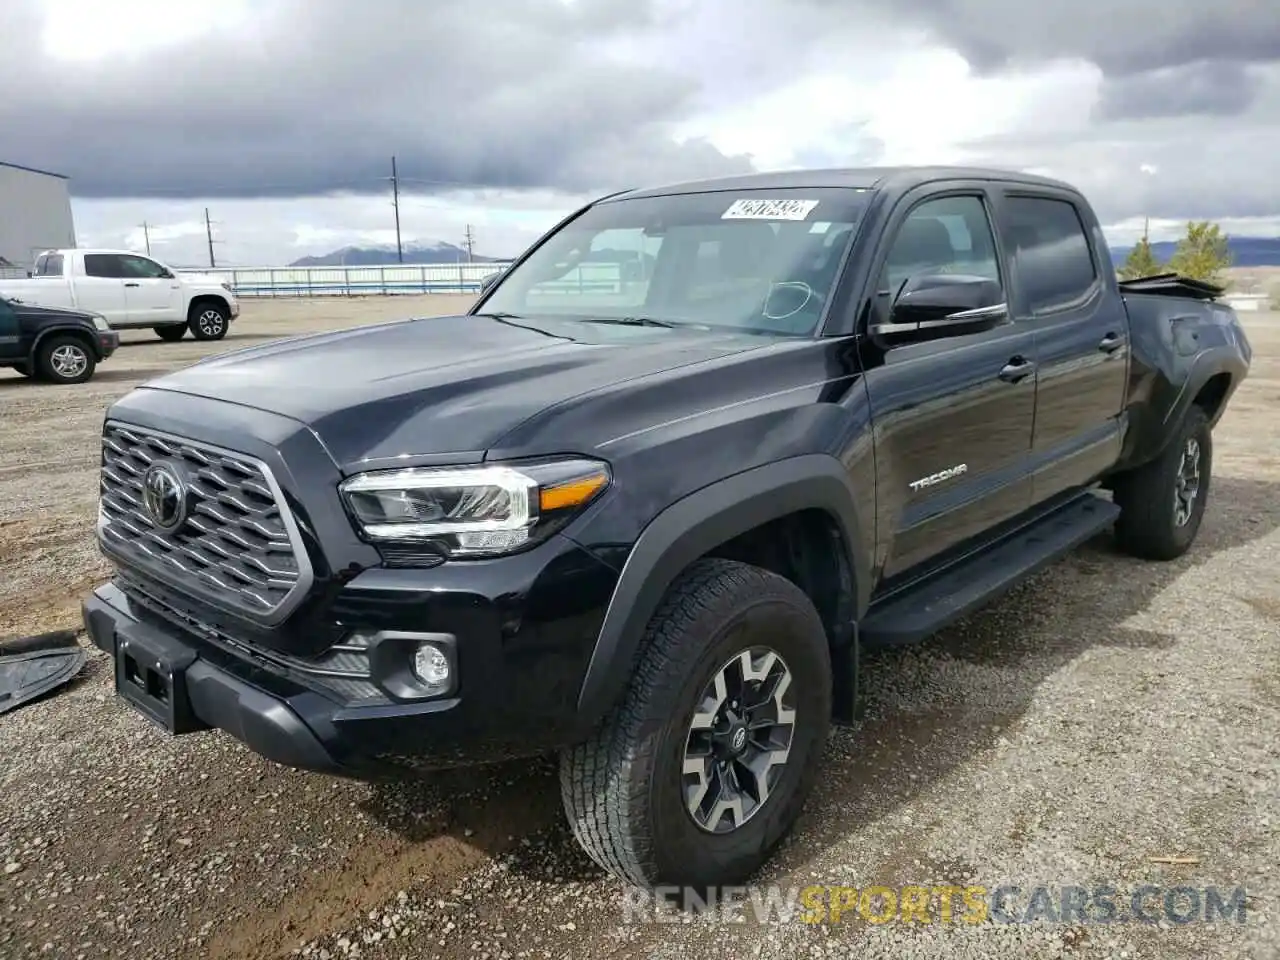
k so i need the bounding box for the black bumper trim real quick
[83,590,340,774]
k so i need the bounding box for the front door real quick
[858,190,1037,580]
[995,191,1129,502]
[118,254,184,324]
[0,299,22,360]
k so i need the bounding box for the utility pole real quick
[140,221,151,255]
[463,224,475,263]
[391,155,403,263]
[204,208,216,268]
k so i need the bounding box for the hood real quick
[181,272,228,288]
[11,299,98,323]
[139,313,772,469]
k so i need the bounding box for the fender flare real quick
[187,294,231,319]
[29,324,101,362]
[575,454,870,724]
[1161,346,1248,438]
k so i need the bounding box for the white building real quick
[0,161,76,274]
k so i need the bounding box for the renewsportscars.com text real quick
[621,884,1249,926]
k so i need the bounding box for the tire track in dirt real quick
[203,765,564,960]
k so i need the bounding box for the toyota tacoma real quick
[82,166,1252,889]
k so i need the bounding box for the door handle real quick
[998,356,1036,383]
[1098,332,1125,354]
[124,282,140,287]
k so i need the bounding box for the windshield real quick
[480,188,868,336]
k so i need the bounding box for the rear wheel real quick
[36,335,96,384]
[189,302,229,341]
[154,324,187,342]
[560,558,832,888]
[1112,405,1211,560]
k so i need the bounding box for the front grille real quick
[98,422,310,622]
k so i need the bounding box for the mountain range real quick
[1108,236,1280,268]
[290,241,502,267]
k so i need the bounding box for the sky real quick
[3,0,1279,266]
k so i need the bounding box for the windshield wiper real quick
[590,315,676,328]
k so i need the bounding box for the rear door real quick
[859,186,1037,579]
[80,254,131,326]
[117,254,184,323]
[992,190,1129,502]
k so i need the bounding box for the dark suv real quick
[0,296,119,383]
[83,166,1250,889]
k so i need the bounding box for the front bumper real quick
[98,331,120,358]
[82,529,622,775]
[84,585,344,774]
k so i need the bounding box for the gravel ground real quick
[0,301,1276,960]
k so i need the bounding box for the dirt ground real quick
[0,300,1276,960]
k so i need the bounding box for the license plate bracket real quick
[113,623,207,734]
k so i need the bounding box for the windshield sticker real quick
[809,221,832,234]
[722,198,819,221]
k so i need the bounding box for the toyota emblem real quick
[142,462,187,531]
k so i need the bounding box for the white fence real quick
[176,262,515,297]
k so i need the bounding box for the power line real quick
[390,156,403,264]
[204,208,219,268]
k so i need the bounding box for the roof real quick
[0,160,69,180]
[607,165,1076,202]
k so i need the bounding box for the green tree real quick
[1118,236,1164,280]
[1167,220,1232,285]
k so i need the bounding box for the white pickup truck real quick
[0,249,239,342]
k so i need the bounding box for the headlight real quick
[339,458,610,559]
[90,313,110,332]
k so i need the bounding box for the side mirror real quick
[872,273,1007,344]
[478,271,502,295]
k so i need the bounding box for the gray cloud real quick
[1095,61,1263,120]
[0,0,753,199]
[808,0,1280,75]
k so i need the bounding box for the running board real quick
[860,493,1120,648]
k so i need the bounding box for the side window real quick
[880,195,1002,295]
[118,255,169,279]
[84,254,126,278]
[34,254,64,277]
[1003,197,1098,315]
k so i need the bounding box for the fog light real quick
[413,643,451,688]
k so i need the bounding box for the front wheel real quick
[560,558,832,888]
[35,336,96,384]
[189,303,229,341]
[1112,405,1212,561]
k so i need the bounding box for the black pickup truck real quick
[82,166,1251,889]
[1,296,119,383]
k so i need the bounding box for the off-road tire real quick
[560,557,832,888]
[1112,405,1211,561]
[189,302,229,341]
[35,335,96,384]
[155,324,187,342]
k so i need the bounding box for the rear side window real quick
[34,254,64,277]
[1003,197,1098,314]
[84,254,126,278]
